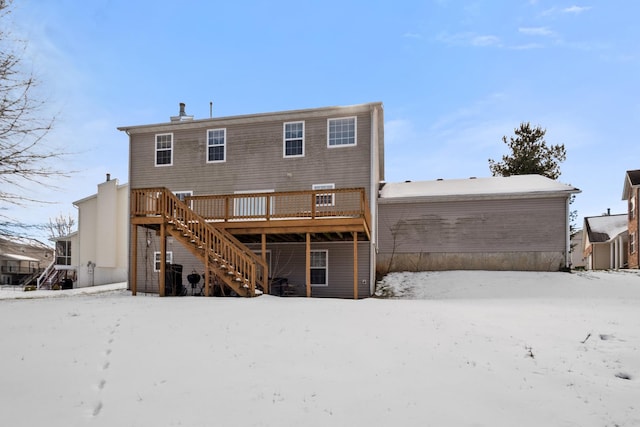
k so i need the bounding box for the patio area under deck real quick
[130,187,372,298]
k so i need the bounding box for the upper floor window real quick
[327,117,356,147]
[283,121,304,157]
[630,196,636,220]
[155,133,173,166]
[207,129,226,163]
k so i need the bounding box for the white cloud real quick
[436,32,501,47]
[402,32,422,39]
[471,35,501,46]
[563,5,592,14]
[519,26,555,37]
[541,5,592,16]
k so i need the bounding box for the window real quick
[630,196,636,220]
[154,251,173,272]
[155,133,173,166]
[233,190,274,217]
[631,232,637,255]
[283,121,304,157]
[328,117,356,147]
[174,191,193,209]
[310,250,328,286]
[207,129,226,163]
[313,183,335,207]
[55,241,71,266]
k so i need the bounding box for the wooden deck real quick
[131,187,372,242]
[130,187,371,298]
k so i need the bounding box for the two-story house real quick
[119,103,384,298]
[622,169,640,269]
[38,174,129,289]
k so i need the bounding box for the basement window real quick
[154,251,173,272]
[310,250,328,286]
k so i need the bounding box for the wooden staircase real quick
[133,189,268,297]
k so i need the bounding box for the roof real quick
[117,102,383,134]
[622,169,640,200]
[379,174,580,202]
[584,214,628,243]
[0,253,40,262]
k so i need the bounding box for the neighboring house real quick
[38,175,129,288]
[570,230,586,270]
[377,175,580,273]
[582,213,628,270]
[622,169,640,269]
[0,236,53,286]
[119,103,384,298]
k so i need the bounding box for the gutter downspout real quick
[565,196,571,269]
[369,105,379,294]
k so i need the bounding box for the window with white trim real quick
[174,191,193,208]
[327,117,356,147]
[283,121,304,157]
[233,190,274,217]
[207,128,226,163]
[310,250,328,286]
[313,183,335,207]
[155,133,173,166]
[154,251,173,272]
[630,196,636,220]
[631,232,637,254]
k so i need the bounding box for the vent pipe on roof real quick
[106,173,111,182]
[170,102,194,122]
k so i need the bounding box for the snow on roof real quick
[0,253,40,262]
[585,214,628,243]
[379,174,579,200]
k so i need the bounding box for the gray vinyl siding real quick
[132,227,207,295]
[133,232,371,298]
[246,242,371,299]
[129,109,375,203]
[378,197,568,254]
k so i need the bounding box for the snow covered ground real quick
[1,270,639,427]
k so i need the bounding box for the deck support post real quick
[131,224,137,296]
[205,249,210,297]
[353,231,358,300]
[159,222,166,297]
[306,232,311,297]
[261,234,268,294]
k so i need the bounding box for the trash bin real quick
[165,264,184,296]
[62,278,73,290]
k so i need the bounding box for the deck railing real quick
[182,188,370,230]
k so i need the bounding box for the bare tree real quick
[47,212,76,239]
[0,0,69,236]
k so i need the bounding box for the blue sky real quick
[6,0,640,241]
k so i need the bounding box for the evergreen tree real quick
[489,122,566,180]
